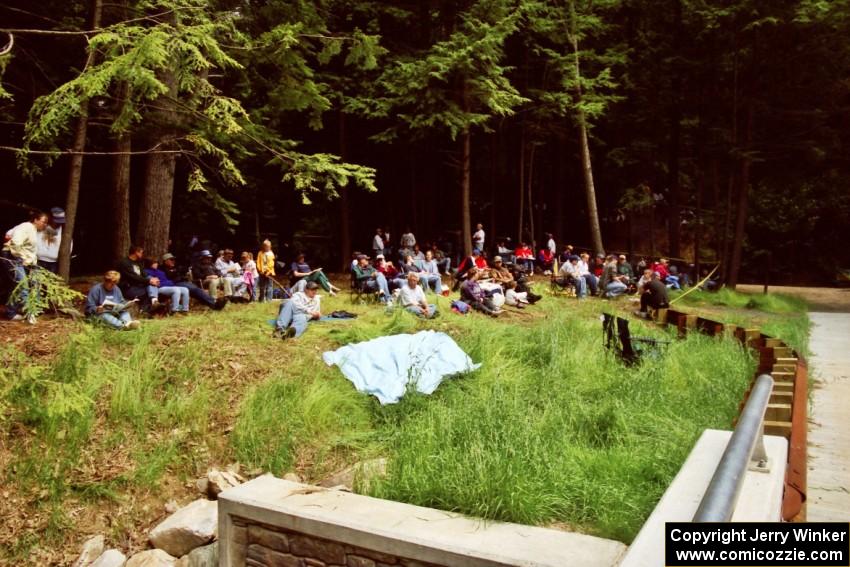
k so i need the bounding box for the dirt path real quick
[737,285,850,313]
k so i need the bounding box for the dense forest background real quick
[1,0,848,285]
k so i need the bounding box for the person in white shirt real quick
[274,281,321,338]
[546,232,556,255]
[215,249,247,299]
[36,207,71,273]
[400,273,436,318]
[578,252,599,295]
[472,223,485,252]
[3,209,48,322]
[555,255,588,297]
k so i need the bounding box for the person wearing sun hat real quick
[35,207,71,274]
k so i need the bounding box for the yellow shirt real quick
[257,250,276,276]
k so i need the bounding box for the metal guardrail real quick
[693,374,774,522]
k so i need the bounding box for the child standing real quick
[257,239,276,302]
[240,251,259,301]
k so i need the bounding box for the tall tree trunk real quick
[720,40,739,283]
[726,101,753,289]
[338,111,351,271]
[570,29,604,255]
[667,0,683,259]
[137,71,178,258]
[58,0,102,280]
[518,126,525,243]
[489,132,497,245]
[460,81,472,257]
[110,133,132,262]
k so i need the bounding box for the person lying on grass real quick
[85,271,141,330]
[273,281,321,339]
[400,273,437,318]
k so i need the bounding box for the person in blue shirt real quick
[290,253,341,296]
[85,271,141,330]
[144,258,190,313]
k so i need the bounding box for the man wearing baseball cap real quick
[36,207,71,274]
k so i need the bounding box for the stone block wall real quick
[230,517,442,567]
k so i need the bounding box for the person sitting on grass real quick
[636,267,653,295]
[290,253,340,296]
[617,254,635,283]
[273,281,321,339]
[161,253,226,310]
[143,258,191,314]
[192,250,227,299]
[400,273,437,318]
[461,268,500,317]
[651,257,683,289]
[600,254,629,298]
[554,255,588,298]
[419,250,448,296]
[117,245,162,313]
[85,271,141,330]
[352,254,391,303]
[635,271,670,317]
[429,243,451,274]
[504,280,530,308]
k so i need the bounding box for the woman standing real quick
[3,210,48,322]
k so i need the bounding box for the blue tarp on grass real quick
[322,330,481,404]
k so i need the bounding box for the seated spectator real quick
[85,271,141,330]
[668,264,688,288]
[496,239,516,264]
[216,249,247,300]
[400,273,437,318]
[290,253,340,296]
[488,256,514,285]
[352,254,391,303]
[375,254,405,291]
[578,253,599,296]
[116,245,161,311]
[461,268,500,317]
[410,243,425,263]
[144,258,191,314]
[257,239,276,303]
[599,254,628,298]
[429,243,451,274]
[504,280,529,308]
[454,249,484,287]
[273,281,321,339]
[537,248,555,274]
[161,253,226,310]
[651,257,681,289]
[592,254,605,278]
[514,242,535,273]
[192,250,228,299]
[617,254,634,282]
[554,255,588,298]
[636,268,654,295]
[558,244,575,264]
[637,271,670,315]
[403,253,442,295]
[240,251,259,301]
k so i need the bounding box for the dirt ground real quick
[737,284,850,312]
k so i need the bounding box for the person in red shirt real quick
[514,242,534,273]
[375,254,405,291]
[537,248,554,274]
[651,258,670,280]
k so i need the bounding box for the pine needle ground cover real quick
[1,290,802,562]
